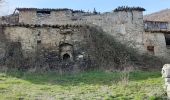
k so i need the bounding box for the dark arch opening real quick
[63,53,70,61]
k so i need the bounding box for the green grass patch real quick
[0,70,167,100]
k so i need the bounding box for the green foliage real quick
[0,70,167,99]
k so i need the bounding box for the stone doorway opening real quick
[63,53,71,61]
[59,43,73,61]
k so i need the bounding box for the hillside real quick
[144,9,170,22]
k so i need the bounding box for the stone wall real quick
[0,26,6,61]
[0,14,19,24]
[9,8,170,60]
[19,10,75,25]
[18,10,145,53]
[144,32,170,58]
[84,11,145,53]
[143,21,170,59]
[2,25,94,71]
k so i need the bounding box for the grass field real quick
[0,70,167,100]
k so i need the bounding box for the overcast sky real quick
[1,0,170,16]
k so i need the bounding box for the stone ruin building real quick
[0,6,170,71]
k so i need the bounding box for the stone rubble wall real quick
[3,9,170,59]
[0,14,19,24]
[3,25,90,57]
[2,25,95,70]
[83,11,145,53]
[0,26,6,60]
[18,10,145,53]
[144,32,170,59]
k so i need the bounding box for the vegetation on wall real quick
[114,6,146,12]
[0,25,168,72]
[88,26,166,70]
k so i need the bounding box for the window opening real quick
[37,11,51,14]
[37,40,41,44]
[147,46,154,54]
[37,10,51,16]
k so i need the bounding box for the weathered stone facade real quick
[16,7,170,59]
[1,24,95,71]
[0,6,170,71]
[144,21,170,59]
[15,8,170,58]
[16,8,145,53]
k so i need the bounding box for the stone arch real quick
[62,53,71,61]
[59,43,73,61]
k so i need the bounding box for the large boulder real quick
[162,64,170,78]
[162,64,170,98]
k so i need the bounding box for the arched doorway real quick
[62,53,71,61]
[59,43,73,61]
